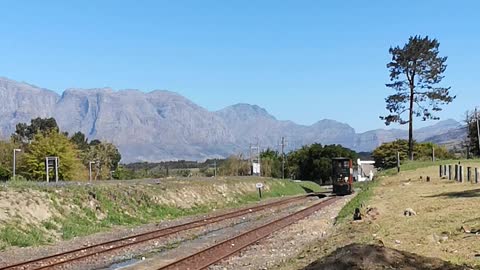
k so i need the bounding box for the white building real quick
[356,159,376,182]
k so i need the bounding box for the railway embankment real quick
[0,177,322,252]
[283,161,480,269]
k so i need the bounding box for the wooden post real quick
[45,157,49,183]
[476,168,479,184]
[439,165,443,178]
[460,166,464,183]
[397,152,400,173]
[448,165,452,180]
[454,165,458,181]
[468,167,472,182]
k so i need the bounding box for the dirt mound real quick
[304,244,468,270]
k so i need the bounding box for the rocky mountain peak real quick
[0,77,464,162]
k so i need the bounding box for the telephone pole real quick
[476,107,480,155]
[250,139,261,176]
[280,137,287,179]
[214,159,217,178]
[397,151,400,173]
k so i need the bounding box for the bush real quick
[0,166,10,181]
[372,140,455,169]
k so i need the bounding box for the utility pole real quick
[280,137,287,179]
[89,161,96,182]
[12,149,21,179]
[476,107,480,155]
[214,159,217,178]
[397,152,400,173]
[432,146,435,162]
[250,139,261,176]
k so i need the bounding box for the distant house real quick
[356,159,376,182]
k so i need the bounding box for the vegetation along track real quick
[158,196,340,270]
[0,194,315,270]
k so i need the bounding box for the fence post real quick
[448,165,452,180]
[468,167,472,182]
[455,165,458,181]
[476,168,479,184]
[460,166,464,183]
[439,165,443,178]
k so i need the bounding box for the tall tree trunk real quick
[409,88,414,160]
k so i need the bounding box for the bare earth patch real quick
[305,244,466,270]
[0,190,55,225]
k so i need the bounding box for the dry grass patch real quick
[282,161,480,269]
[368,162,480,267]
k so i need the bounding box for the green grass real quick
[336,181,379,223]
[0,225,48,250]
[297,181,325,193]
[57,179,321,240]
[379,159,469,177]
[1,178,323,248]
[232,180,323,205]
[42,220,58,231]
[337,159,477,223]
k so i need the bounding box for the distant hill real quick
[0,77,463,162]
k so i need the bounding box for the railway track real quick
[157,196,340,270]
[0,194,313,270]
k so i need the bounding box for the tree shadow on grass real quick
[301,186,327,199]
[301,186,315,194]
[425,188,480,198]
[303,244,467,270]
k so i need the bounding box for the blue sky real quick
[0,1,478,132]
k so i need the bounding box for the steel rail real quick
[157,196,340,270]
[0,194,311,270]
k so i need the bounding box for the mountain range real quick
[0,77,464,162]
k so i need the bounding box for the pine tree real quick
[381,36,455,160]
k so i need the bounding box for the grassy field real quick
[283,160,480,269]
[0,177,323,250]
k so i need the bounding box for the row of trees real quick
[372,139,454,169]
[0,117,121,181]
[252,144,357,184]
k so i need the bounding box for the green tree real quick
[260,149,282,178]
[112,165,136,180]
[83,142,122,180]
[372,140,409,169]
[415,142,453,161]
[372,139,454,169]
[12,117,59,144]
[70,131,89,151]
[287,144,357,184]
[465,109,480,157]
[22,132,85,181]
[218,155,250,176]
[89,139,101,146]
[0,141,23,181]
[381,36,455,160]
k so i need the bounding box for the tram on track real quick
[331,157,354,195]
